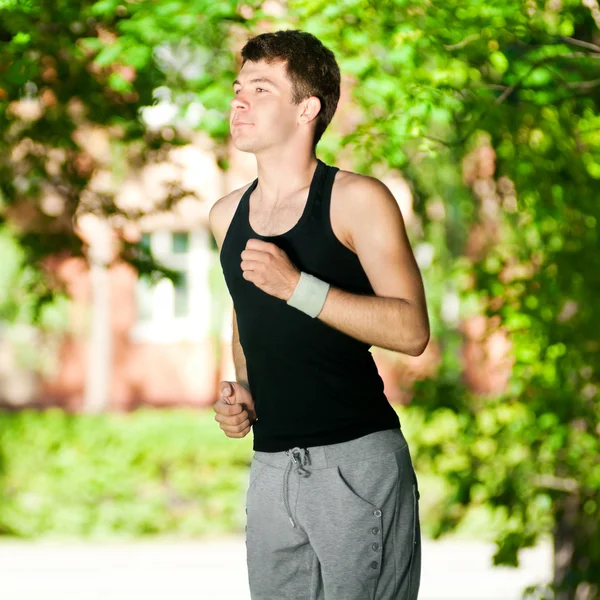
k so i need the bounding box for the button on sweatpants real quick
[244,428,421,600]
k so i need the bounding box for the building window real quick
[172,232,189,254]
[131,229,211,343]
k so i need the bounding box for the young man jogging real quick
[210,30,429,600]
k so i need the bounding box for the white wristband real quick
[286,271,330,318]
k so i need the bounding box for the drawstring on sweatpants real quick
[283,447,311,528]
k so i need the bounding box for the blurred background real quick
[0,0,598,599]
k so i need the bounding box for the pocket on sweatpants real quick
[335,445,405,510]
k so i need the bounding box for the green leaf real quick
[489,51,508,74]
[107,72,133,94]
[94,42,123,67]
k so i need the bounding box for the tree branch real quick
[565,78,600,89]
[558,35,600,53]
[421,52,600,147]
[495,53,600,104]
[531,474,580,493]
[444,33,481,51]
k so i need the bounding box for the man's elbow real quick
[397,302,429,356]
[405,328,430,357]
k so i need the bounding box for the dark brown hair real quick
[240,30,341,148]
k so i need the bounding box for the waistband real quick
[253,427,406,471]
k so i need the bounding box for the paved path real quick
[0,535,552,599]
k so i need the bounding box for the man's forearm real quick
[316,285,429,356]
[232,331,250,392]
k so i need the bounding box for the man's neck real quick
[253,149,318,206]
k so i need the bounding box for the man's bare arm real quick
[316,289,427,355]
[315,174,430,356]
[232,309,250,391]
[209,189,252,390]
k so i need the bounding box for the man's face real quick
[230,59,302,154]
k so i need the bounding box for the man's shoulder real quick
[211,181,254,214]
[209,181,254,249]
[329,168,397,251]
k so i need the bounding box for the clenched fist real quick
[213,381,257,438]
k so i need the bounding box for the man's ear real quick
[298,96,321,125]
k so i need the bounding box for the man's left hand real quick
[241,238,301,301]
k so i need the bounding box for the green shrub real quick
[0,407,254,540]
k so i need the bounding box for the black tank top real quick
[220,158,400,452]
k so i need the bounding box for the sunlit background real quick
[0,0,599,599]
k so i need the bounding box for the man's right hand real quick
[213,381,257,438]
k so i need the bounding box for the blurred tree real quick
[0,0,241,410]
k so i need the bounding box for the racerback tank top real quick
[220,158,401,452]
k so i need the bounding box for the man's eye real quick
[256,88,266,93]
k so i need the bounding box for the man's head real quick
[230,30,340,153]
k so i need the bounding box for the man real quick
[209,29,429,600]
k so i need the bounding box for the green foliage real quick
[0,0,240,303]
[0,225,69,327]
[0,408,254,539]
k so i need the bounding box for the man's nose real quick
[231,94,249,109]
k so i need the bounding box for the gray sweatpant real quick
[244,428,421,599]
